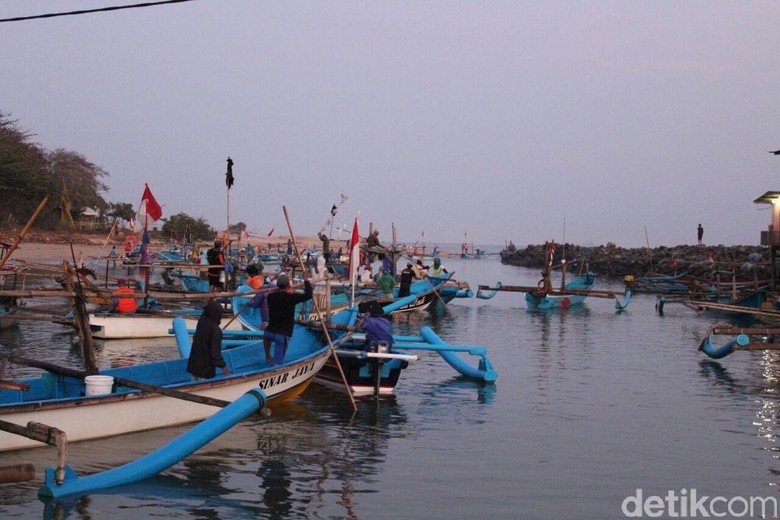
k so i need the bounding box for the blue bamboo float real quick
[39,388,268,499]
[699,333,750,359]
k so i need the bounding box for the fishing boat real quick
[682,289,770,326]
[525,271,597,310]
[86,308,245,339]
[230,292,495,396]
[0,316,333,452]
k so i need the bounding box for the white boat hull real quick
[0,353,328,451]
[89,314,244,339]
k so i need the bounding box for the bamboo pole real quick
[63,261,97,373]
[0,195,49,270]
[283,206,357,411]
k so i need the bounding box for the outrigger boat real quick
[0,314,334,453]
[229,291,496,396]
[477,254,631,311]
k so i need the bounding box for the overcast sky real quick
[2,1,780,248]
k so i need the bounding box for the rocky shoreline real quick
[500,243,771,280]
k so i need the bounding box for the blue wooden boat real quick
[525,272,597,310]
[0,317,334,452]
[157,250,185,263]
[228,292,496,395]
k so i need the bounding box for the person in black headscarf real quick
[187,300,232,379]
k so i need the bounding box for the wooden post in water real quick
[63,261,97,373]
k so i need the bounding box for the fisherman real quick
[358,300,394,351]
[245,264,264,290]
[398,263,414,297]
[376,267,396,296]
[412,259,428,279]
[187,300,232,379]
[110,278,138,313]
[263,272,313,365]
[206,239,225,293]
[430,257,448,277]
[366,229,384,262]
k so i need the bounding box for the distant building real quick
[78,207,100,230]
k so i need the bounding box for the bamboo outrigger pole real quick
[283,206,357,411]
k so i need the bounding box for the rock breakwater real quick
[501,243,771,280]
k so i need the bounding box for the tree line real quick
[0,111,216,241]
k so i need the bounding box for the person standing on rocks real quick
[697,223,704,245]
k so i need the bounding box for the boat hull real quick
[0,341,330,451]
[315,351,408,396]
[88,313,244,339]
[525,273,596,310]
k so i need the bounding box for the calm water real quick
[0,256,778,519]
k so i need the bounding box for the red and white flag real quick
[347,218,360,284]
[137,183,162,226]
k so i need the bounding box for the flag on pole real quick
[59,181,76,231]
[137,183,162,225]
[347,218,360,284]
[347,217,360,303]
[330,204,338,216]
[267,228,274,237]
[226,157,234,189]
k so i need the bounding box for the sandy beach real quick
[5,232,341,265]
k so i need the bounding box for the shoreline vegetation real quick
[501,243,771,280]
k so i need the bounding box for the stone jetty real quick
[500,243,770,280]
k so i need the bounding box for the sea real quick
[0,252,778,519]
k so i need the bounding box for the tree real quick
[0,112,49,227]
[0,112,112,230]
[161,212,214,243]
[108,202,135,223]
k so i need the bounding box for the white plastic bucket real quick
[85,375,114,396]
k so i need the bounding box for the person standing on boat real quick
[263,272,313,365]
[429,257,448,277]
[366,229,384,263]
[697,223,704,245]
[319,232,331,263]
[376,268,396,296]
[110,278,137,313]
[207,239,225,293]
[187,300,232,379]
[412,259,428,279]
[398,263,414,297]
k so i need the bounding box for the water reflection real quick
[698,352,780,488]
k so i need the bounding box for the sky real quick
[2,1,780,248]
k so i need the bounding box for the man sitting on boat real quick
[357,300,394,352]
[110,278,138,314]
